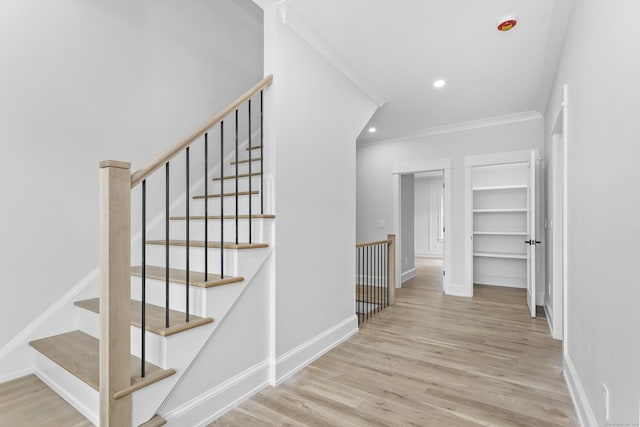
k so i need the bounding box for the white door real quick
[526,151,537,317]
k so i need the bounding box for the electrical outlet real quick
[404,257,408,266]
[602,384,610,421]
[376,220,386,229]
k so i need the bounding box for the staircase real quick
[0,76,273,426]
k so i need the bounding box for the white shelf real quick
[472,185,527,191]
[473,208,527,213]
[473,251,527,260]
[473,231,527,236]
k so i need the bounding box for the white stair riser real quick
[168,219,271,244]
[226,162,262,176]
[34,353,99,425]
[131,275,211,318]
[130,276,246,320]
[141,245,238,276]
[75,305,216,370]
[188,194,262,216]
[210,176,262,193]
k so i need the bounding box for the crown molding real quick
[359,111,543,147]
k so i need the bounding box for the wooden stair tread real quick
[0,374,92,426]
[212,172,261,181]
[139,414,167,427]
[131,265,243,288]
[230,158,262,165]
[29,331,175,399]
[74,298,214,337]
[193,190,258,200]
[146,240,269,250]
[170,214,275,220]
[246,145,262,150]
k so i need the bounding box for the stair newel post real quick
[387,234,396,306]
[99,160,132,427]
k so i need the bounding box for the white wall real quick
[263,3,378,379]
[356,118,543,294]
[400,174,415,276]
[414,174,444,258]
[544,0,640,424]
[0,0,263,348]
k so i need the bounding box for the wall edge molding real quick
[275,2,387,107]
[0,268,98,359]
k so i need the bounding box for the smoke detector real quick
[497,18,517,32]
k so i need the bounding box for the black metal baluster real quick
[248,100,252,244]
[141,180,146,377]
[165,162,170,329]
[185,148,190,323]
[385,243,389,308]
[260,90,264,215]
[378,244,382,313]
[235,109,239,244]
[220,122,224,279]
[357,247,361,326]
[366,246,370,321]
[204,133,209,281]
[367,246,371,319]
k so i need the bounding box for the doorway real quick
[392,159,452,295]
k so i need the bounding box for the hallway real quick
[212,258,578,426]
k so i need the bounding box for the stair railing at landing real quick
[99,75,273,426]
[355,234,396,326]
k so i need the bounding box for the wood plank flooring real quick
[0,375,92,426]
[211,257,578,426]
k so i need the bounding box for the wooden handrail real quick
[356,238,392,248]
[130,75,273,188]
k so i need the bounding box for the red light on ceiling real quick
[497,19,517,32]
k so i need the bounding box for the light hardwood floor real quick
[0,375,92,427]
[211,257,578,426]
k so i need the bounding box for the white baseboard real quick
[564,353,597,427]
[275,315,358,386]
[474,274,526,289]
[543,303,555,338]
[163,359,270,427]
[446,282,472,297]
[0,368,33,384]
[401,268,416,283]
[536,291,545,306]
[415,250,443,258]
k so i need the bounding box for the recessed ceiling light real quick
[434,80,446,88]
[368,127,376,133]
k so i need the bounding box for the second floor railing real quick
[356,234,395,326]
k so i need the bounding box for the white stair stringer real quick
[30,222,274,426]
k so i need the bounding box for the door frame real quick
[549,84,569,345]
[392,159,452,294]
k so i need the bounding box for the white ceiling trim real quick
[359,111,543,146]
[276,2,388,107]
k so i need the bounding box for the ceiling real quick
[287,0,572,143]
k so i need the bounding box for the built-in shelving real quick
[472,162,529,288]
[472,184,527,191]
[473,251,526,260]
[473,208,527,213]
[473,231,527,236]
